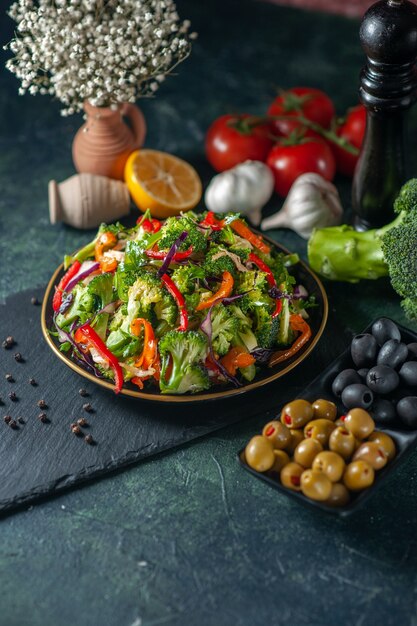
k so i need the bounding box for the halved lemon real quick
[124,149,203,218]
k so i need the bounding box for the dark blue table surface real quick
[1,1,417,624]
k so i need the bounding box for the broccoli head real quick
[236,269,268,294]
[159,330,209,394]
[127,272,162,321]
[158,216,207,253]
[228,305,258,352]
[203,245,238,277]
[210,304,240,356]
[308,178,417,319]
[171,265,206,294]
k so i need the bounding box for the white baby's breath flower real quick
[5,0,195,116]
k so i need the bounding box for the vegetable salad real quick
[52,211,313,395]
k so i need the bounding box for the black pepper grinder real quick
[352,0,417,231]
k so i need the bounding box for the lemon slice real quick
[124,149,202,218]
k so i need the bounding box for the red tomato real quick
[266,139,336,197]
[331,104,366,177]
[205,114,274,172]
[268,87,335,138]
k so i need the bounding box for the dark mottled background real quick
[1,1,417,625]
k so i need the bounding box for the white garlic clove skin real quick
[261,173,343,239]
[204,160,274,225]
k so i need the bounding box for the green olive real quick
[353,441,388,470]
[312,399,337,421]
[312,451,345,482]
[304,419,336,446]
[286,429,305,454]
[270,449,290,473]
[301,470,332,501]
[344,408,375,440]
[324,483,351,507]
[329,426,357,461]
[280,399,313,429]
[294,438,323,468]
[262,420,291,450]
[280,461,304,491]
[244,436,275,472]
[343,460,375,491]
[368,431,396,461]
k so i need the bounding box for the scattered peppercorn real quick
[82,403,93,413]
[5,374,14,382]
[9,391,17,402]
[9,420,18,430]
[84,434,94,445]
[77,417,88,427]
[17,417,25,424]
[31,297,40,306]
[38,413,48,423]
[3,415,11,424]
[71,423,82,436]
[29,378,37,386]
[14,353,23,362]
[79,388,88,397]
[2,336,15,349]
[37,400,47,409]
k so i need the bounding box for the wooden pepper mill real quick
[352,0,417,230]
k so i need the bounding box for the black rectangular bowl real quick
[238,319,417,517]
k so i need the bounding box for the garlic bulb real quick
[261,173,343,239]
[204,160,274,226]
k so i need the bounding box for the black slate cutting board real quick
[0,287,333,516]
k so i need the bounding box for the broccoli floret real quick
[87,273,114,309]
[251,307,280,349]
[171,265,206,294]
[127,272,162,321]
[228,305,258,352]
[114,262,138,302]
[154,292,177,327]
[240,288,274,315]
[158,216,207,253]
[212,225,235,246]
[159,330,209,394]
[210,305,240,357]
[203,246,237,277]
[308,179,417,319]
[236,270,268,294]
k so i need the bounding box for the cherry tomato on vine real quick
[267,87,335,138]
[205,114,274,172]
[331,104,366,177]
[266,138,336,197]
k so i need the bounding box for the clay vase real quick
[72,101,146,180]
[49,173,131,229]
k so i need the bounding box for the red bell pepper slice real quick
[52,260,82,312]
[161,273,188,332]
[145,246,193,261]
[137,216,162,233]
[249,252,282,318]
[199,211,225,231]
[75,323,124,394]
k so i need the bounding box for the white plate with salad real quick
[42,211,328,402]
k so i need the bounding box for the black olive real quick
[351,334,378,368]
[397,397,417,428]
[407,343,417,361]
[399,361,417,387]
[341,384,374,410]
[370,398,396,425]
[371,318,401,346]
[357,368,369,380]
[332,369,361,398]
[366,365,400,395]
[377,339,408,369]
